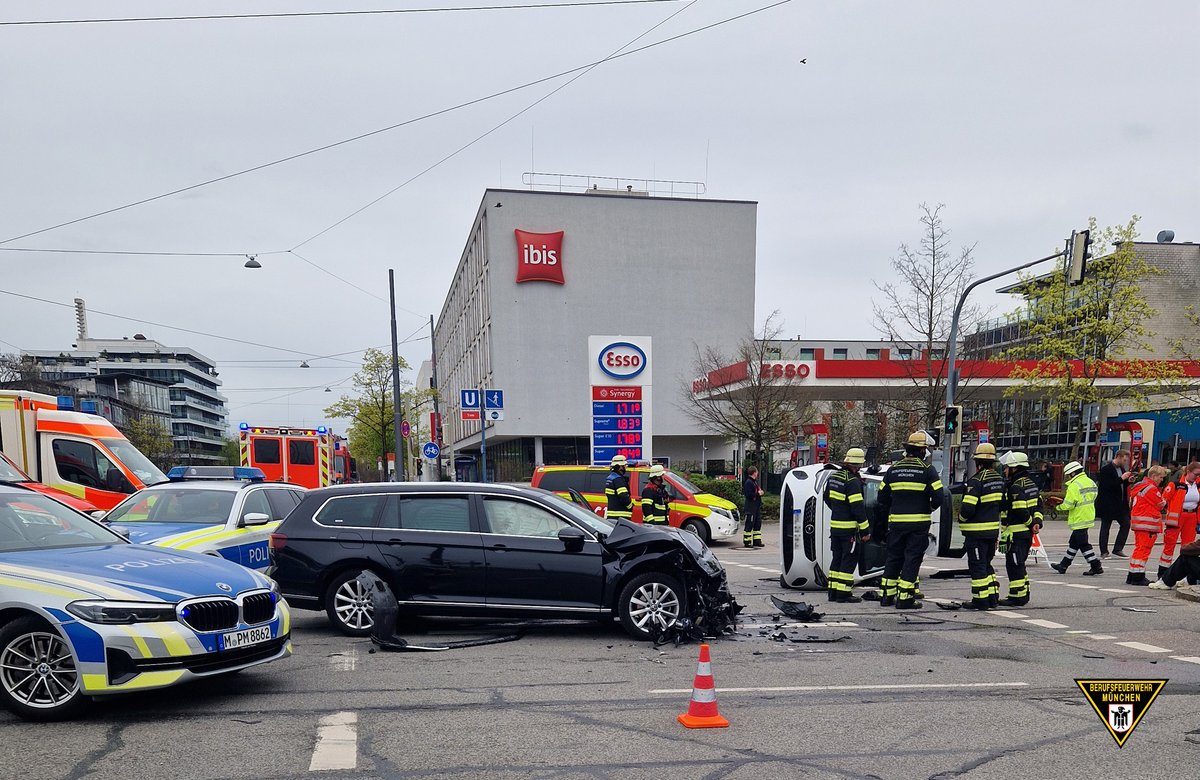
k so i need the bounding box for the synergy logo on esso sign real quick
[514,229,565,285]
[598,342,647,380]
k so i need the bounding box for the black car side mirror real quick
[558,526,586,552]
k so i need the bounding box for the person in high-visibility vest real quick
[877,432,944,610]
[1050,461,1103,576]
[605,455,634,521]
[823,447,870,603]
[640,464,670,525]
[998,451,1043,606]
[958,443,1003,610]
[1157,462,1200,581]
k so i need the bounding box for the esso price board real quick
[591,416,643,432]
[592,432,643,447]
[592,401,643,416]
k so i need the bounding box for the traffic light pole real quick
[939,249,1066,481]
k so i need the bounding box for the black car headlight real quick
[66,600,177,624]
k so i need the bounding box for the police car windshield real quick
[99,439,168,486]
[106,489,236,525]
[0,494,126,552]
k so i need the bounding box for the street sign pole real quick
[388,269,407,481]
[479,382,487,483]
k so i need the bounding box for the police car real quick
[779,463,959,591]
[99,467,305,571]
[0,485,290,720]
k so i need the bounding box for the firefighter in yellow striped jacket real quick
[640,464,670,525]
[958,443,1003,610]
[604,455,634,521]
[998,451,1044,607]
[823,448,871,603]
[1050,461,1103,576]
[878,432,944,610]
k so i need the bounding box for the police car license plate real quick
[220,625,273,651]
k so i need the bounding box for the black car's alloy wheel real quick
[325,570,376,637]
[0,616,86,721]
[617,572,684,641]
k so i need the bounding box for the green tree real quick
[1002,216,1183,459]
[121,416,176,471]
[219,436,241,466]
[323,348,415,480]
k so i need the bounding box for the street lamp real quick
[244,255,261,269]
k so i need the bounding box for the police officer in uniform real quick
[824,447,870,603]
[998,451,1043,606]
[640,464,670,526]
[958,443,1004,610]
[605,455,634,522]
[878,432,944,610]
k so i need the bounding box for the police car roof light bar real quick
[167,466,267,482]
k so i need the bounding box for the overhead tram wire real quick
[0,0,792,247]
[0,1,684,27]
[0,247,288,258]
[292,0,702,251]
[0,286,360,362]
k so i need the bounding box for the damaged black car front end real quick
[598,517,742,643]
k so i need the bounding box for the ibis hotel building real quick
[433,187,756,482]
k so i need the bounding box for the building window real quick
[897,349,913,360]
[931,349,945,361]
[831,349,848,360]
[764,347,782,359]
[865,349,881,360]
[798,348,815,361]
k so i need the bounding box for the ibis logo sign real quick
[514,229,565,285]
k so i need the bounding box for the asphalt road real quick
[5,523,1199,780]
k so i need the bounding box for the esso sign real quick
[598,342,647,380]
[759,362,811,380]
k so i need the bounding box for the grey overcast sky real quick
[1,0,1196,433]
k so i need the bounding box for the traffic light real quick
[1068,228,1091,285]
[944,405,963,447]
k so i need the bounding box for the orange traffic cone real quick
[677,643,729,729]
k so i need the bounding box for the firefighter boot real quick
[1081,560,1104,576]
[841,593,863,604]
[962,597,990,610]
[999,597,1028,607]
[1126,573,1150,586]
[895,600,922,610]
[879,595,895,607]
[988,593,999,608]
[1051,559,1070,574]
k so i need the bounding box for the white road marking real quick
[1098,588,1135,594]
[1114,641,1173,654]
[769,621,859,628]
[1169,656,1200,665]
[1023,618,1069,629]
[309,711,358,772]
[749,566,780,573]
[329,649,358,673]
[1035,580,1065,586]
[1085,634,1117,640]
[1061,583,1100,590]
[989,610,1030,619]
[649,682,1029,695]
[1064,630,1092,634]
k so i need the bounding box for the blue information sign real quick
[422,442,441,460]
[460,390,479,409]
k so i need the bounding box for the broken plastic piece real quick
[770,595,824,622]
[1121,607,1157,613]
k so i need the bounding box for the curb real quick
[1176,586,1200,604]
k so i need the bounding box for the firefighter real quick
[958,443,1003,610]
[998,451,1043,606]
[605,455,634,521]
[742,466,765,548]
[1051,461,1103,576]
[640,464,670,525]
[877,432,944,610]
[824,447,870,603]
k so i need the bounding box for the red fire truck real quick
[237,424,355,488]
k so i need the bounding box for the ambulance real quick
[0,390,168,510]
[238,423,353,489]
[778,462,960,591]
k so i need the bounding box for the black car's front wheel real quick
[324,570,375,637]
[0,616,86,722]
[617,572,684,641]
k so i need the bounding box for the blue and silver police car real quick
[0,485,291,720]
[100,467,305,571]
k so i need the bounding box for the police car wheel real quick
[681,519,711,545]
[0,616,86,722]
[325,571,375,637]
[617,572,684,641]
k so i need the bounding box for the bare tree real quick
[873,203,982,430]
[681,312,814,470]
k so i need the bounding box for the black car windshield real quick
[0,493,126,552]
[99,438,168,486]
[537,491,616,535]
[0,456,28,483]
[106,489,235,525]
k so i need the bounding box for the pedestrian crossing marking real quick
[1023,618,1069,629]
[1169,656,1200,665]
[1114,641,1172,654]
[989,610,1030,619]
[1097,588,1135,594]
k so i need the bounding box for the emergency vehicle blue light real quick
[167,466,266,482]
[239,422,249,431]
[180,607,191,619]
[317,426,328,434]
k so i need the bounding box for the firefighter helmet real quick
[906,431,931,448]
[610,455,628,467]
[999,451,1029,468]
[974,443,997,460]
[843,448,867,465]
[1063,460,1083,477]
[648,464,665,478]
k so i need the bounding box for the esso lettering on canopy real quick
[759,362,811,380]
[598,342,647,380]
